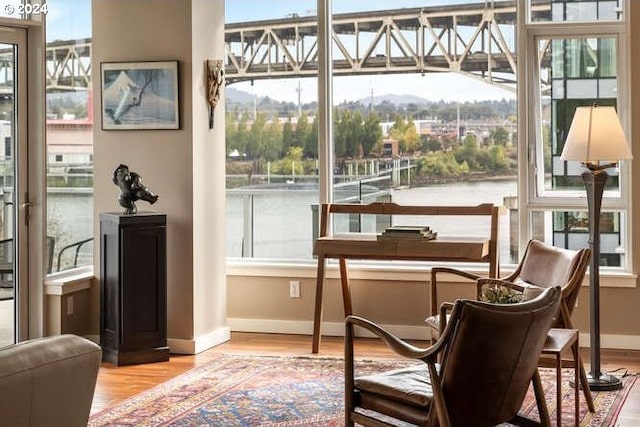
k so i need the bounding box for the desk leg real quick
[312,256,326,354]
[573,336,580,427]
[556,354,562,427]
[339,258,353,317]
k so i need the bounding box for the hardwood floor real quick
[91,332,640,425]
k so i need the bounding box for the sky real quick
[44,0,91,41]
[225,0,508,23]
[40,0,516,104]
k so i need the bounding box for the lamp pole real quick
[583,164,622,391]
[561,104,631,391]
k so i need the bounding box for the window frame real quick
[519,1,633,271]
[225,0,634,280]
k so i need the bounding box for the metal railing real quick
[56,237,93,272]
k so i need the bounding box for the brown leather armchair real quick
[345,287,561,427]
[0,334,102,427]
[426,239,594,412]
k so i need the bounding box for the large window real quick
[525,1,631,270]
[329,0,518,263]
[225,0,631,272]
[45,0,93,272]
[225,1,519,263]
[225,1,319,259]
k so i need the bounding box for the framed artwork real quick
[101,61,179,130]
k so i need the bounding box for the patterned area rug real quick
[89,354,636,426]
[520,369,636,427]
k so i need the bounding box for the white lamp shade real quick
[560,105,633,163]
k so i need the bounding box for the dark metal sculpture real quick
[112,164,158,214]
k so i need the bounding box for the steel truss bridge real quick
[225,1,547,92]
[0,1,552,93]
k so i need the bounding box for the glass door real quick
[0,27,27,347]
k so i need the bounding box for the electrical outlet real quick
[289,280,301,298]
[67,295,74,316]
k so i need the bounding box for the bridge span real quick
[225,1,547,92]
[0,1,551,93]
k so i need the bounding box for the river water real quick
[226,178,518,261]
[48,179,518,267]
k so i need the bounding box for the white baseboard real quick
[228,318,431,341]
[579,332,640,351]
[228,318,640,350]
[92,324,640,354]
[168,326,231,355]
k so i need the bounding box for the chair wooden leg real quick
[345,415,354,427]
[345,321,355,427]
[562,310,595,413]
[533,369,551,427]
[577,350,595,412]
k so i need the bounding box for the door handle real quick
[22,201,31,225]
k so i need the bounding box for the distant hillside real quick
[356,93,431,106]
[225,86,516,120]
[226,87,431,107]
[226,87,258,105]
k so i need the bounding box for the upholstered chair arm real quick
[430,267,483,315]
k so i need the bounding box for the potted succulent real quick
[481,284,524,304]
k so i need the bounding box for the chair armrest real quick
[430,267,484,315]
[346,315,438,361]
[439,302,455,337]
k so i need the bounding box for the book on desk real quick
[377,225,437,241]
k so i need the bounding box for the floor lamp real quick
[560,104,633,391]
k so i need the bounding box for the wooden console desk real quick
[311,202,501,353]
